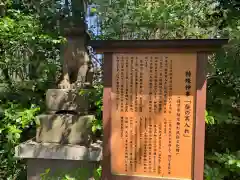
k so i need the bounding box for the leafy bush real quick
[0,1,63,179]
[0,102,40,179]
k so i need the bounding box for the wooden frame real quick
[90,39,228,53]
[98,39,227,180]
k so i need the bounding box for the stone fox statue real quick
[57,34,93,89]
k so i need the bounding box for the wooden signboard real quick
[90,39,228,180]
[111,53,196,179]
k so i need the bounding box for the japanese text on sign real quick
[111,53,196,179]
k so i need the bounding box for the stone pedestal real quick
[15,87,101,179]
[36,114,93,145]
[46,89,90,112]
[27,159,99,180]
[14,17,101,178]
[15,140,102,180]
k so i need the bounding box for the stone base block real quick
[15,140,102,180]
[46,89,90,112]
[15,140,102,161]
[27,159,99,180]
[36,114,94,145]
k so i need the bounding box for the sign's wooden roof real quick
[89,39,228,53]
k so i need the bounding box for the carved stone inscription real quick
[111,53,196,179]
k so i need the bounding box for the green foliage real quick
[0,1,67,89]
[205,110,215,125]
[92,0,222,40]
[79,85,103,135]
[0,102,40,179]
[205,151,240,180]
[0,1,64,179]
[90,85,103,134]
